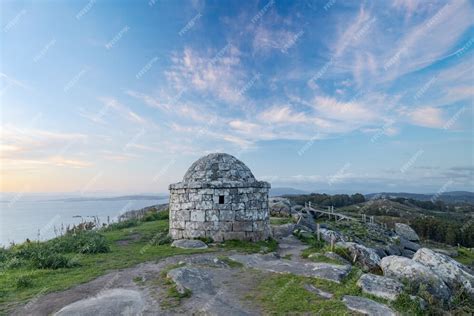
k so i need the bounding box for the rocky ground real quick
[8,199,474,315]
[12,233,403,316]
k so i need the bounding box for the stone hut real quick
[169,153,270,242]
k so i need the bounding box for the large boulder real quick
[336,242,381,272]
[357,273,404,301]
[269,197,292,217]
[413,248,474,299]
[342,296,396,316]
[395,223,419,242]
[380,255,451,303]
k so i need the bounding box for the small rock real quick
[336,242,381,272]
[413,248,474,299]
[401,248,416,259]
[399,237,421,252]
[319,228,345,243]
[303,284,333,299]
[171,239,208,249]
[342,295,396,316]
[395,223,419,242]
[357,273,403,301]
[385,244,401,256]
[167,267,215,295]
[380,255,451,303]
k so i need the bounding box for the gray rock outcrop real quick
[357,273,404,301]
[54,289,144,316]
[342,295,396,316]
[413,248,474,299]
[336,242,381,272]
[395,223,419,241]
[380,255,451,303]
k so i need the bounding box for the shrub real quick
[52,231,110,254]
[142,209,169,222]
[16,275,33,288]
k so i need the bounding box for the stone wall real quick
[169,183,270,242]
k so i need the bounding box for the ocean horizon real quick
[0,197,168,247]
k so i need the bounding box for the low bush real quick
[16,275,33,288]
[142,209,169,222]
[51,231,110,254]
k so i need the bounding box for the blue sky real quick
[1,0,473,194]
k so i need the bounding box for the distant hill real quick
[270,187,309,196]
[365,191,474,204]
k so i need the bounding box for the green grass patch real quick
[269,217,294,225]
[455,247,474,267]
[219,238,278,254]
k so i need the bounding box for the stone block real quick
[220,210,235,221]
[205,210,219,222]
[190,210,205,222]
[223,232,247,241]
[233,221,253,232]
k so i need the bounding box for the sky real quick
[0,0,473,195]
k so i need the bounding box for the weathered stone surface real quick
[269,197,292,217]
[380,255,451,303]
[357,273,404,301]
[303,284,333,299]
[432,248,458,258]
[342,295,396,316]
[167,267,216,295]
[336,242,381,272]
[54,289,144,316]
[395,223,420,242]
[271,223,295,239]
[319,228,345,243]
[323,251,350,265]
[413,248,474,299]
[385,244,402,256]
[171,239,208,249]
[229,253,351,283]
[400,237,421,252]
[169,153,270,242]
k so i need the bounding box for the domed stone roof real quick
[183,153,256,183]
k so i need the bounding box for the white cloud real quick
[409,106,444,128]
[165,46,246,104]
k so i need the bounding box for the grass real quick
[455,247,474,267]
[253,267,430,315]
[269,217,294,225]
[253,268,363,315]
[0,219,210,314]
[219,238,278,254]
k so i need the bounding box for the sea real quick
[0,195,168,247]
